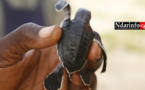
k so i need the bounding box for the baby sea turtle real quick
[44,0,107,90]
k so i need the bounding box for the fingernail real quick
[96,47,102,60]
[72,72,84,86]
[39,25,55,39]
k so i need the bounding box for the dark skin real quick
[0,23,103,90]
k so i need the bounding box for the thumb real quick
[0,23,61,63]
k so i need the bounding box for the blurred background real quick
[0,0,145,90]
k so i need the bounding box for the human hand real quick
[0,23,61,90]
[0,23,104,90]
[59,41,103,90]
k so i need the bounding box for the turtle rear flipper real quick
[68,73,73,81]
[79,68,91,86]
[93,31,107,73]
[44,63,64,90]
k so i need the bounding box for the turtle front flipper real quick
[55,0,71,27]
[44,63,64,90]
[79,68,91,86]
[93,31,107,73]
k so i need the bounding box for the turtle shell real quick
[44,1,107,89]
[57,19,94,73]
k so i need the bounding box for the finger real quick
[0,49,41,89]
[59,69,69,90]
[70,72,88,90]
[85,41,103,72]
[0,23,61,66]
[89,72,97,90]
[93,31,107,72]
[70,72,97,90]
[0,23,61,49]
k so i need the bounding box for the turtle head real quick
[75,8,91,23]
